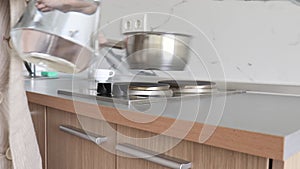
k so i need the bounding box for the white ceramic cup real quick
[93,69,115,82]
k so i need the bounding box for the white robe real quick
[0,0,42,168]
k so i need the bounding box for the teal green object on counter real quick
[41,71,58,78]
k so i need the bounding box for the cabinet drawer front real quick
[47,108,116,169]
[116,125,269,169]
[116,143,192,169]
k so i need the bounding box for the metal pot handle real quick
[101,39,126,50]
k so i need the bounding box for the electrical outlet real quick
[121,14,147,33]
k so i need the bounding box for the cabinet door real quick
[192,143,269,169]
[116,125,193,169]
[47,107,116,169]
[116,125,269,169]
[29,102,46,169]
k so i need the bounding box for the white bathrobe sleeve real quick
[0,0,43,168]
[0,1,13,168]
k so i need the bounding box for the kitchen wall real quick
[98,0,300,85]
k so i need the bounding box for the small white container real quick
[93,69,115,82]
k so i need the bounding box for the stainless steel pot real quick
[124,32,192,71]
[102,32,192,71]
[11,0,101,73]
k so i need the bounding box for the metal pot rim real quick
[123,31,192,38]
[12,27,93,50]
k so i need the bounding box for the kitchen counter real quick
[25,77,300,161]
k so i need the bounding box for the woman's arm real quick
[35,0,98,15]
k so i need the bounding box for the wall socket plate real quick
[121,14,148,33]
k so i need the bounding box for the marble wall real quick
[98,0,300,84]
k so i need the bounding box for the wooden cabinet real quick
[28,101,277,169]
[29,103,46,169]
[116,125,193,169]
[116,125,269,169]
[192,144,268,169]
[47,107,116,169]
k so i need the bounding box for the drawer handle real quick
[116,143,192,169]
[59,125,107,145]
